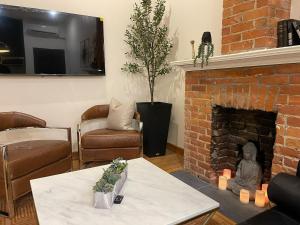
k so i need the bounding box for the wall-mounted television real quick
[0,4,105,76]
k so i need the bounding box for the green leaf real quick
[123,0,173,103]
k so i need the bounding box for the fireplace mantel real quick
[172,45,300,71]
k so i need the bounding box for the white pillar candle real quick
[218,176,227,190]
[223,169,232,180]
[240,189,250,204]
[255,190,265,207]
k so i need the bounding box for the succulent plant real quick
[110,158,128,174]
[93,178,114,193]
[102,168,121,185]
[93,158,128,193]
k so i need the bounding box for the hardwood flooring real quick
[0,149,236,225]
[143,149,184,173]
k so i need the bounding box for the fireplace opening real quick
[211,105,277,183]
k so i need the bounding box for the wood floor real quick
[143,149,184,173]
[0,149,236,225]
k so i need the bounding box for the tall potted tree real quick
[122,0,173,157]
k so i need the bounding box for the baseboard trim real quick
[72,152,79,160]
[167,143,184,156]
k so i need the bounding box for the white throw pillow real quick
[107,98,135,130]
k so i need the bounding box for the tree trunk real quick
[148,72,155,104]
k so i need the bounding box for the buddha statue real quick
[228,142,262,200]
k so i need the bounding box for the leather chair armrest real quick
[45,127,72,158]
[132,112,143,132]
[0,145,13,216]
[133,111,140,122]
[133,112,143,156]
[77,123,82,149]
[0,127,71,146]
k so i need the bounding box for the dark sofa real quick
[239,161,300,225]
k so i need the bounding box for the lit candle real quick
[218,176,227,190]
[240,189,250,204]
[262,184,269,204]
[255,190,265,207]
[223,169,232,180]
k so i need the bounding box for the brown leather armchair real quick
[77,105,142,168]
[0,112,72,218]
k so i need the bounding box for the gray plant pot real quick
[94,191,114,209]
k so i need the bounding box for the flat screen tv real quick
[0,4,105,76]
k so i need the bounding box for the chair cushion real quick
[81,129,140,149]
[6,140,71,179]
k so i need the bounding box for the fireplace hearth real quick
[211,105,277,183]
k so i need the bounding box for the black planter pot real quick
[137,102,172,157]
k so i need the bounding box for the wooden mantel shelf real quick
[171,45,300,71]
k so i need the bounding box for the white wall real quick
[157,0,223,147]
[0,0,223,150]
[290,0,300,20]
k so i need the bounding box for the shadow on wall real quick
[156,28,184,146]
[124,73,149,102]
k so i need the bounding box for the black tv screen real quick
[0,4,105,76]
[34,48,66,74]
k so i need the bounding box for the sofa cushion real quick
[6,140,71,179]
[81,129,140,149]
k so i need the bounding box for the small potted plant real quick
[93,158,128,209]
[93,169,120,209]
[108,158,128,194]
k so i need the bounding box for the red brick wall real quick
[185,64,300,182]
[222,0,291,54]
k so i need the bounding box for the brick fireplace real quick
[211,105,277,183]
[183,0,299,183]
[185,64,300,182]
[222,0,291,54]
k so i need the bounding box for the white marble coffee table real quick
[30,158,219,225]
